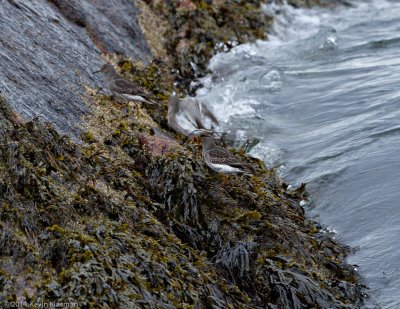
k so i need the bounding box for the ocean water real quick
[196,1,400,308]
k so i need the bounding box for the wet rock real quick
[0,0,366,307]
[137,0,273,93]
[0,96,22,131]
[0,0,151,135]
[48,0,87,27]
[80,0,151,58]
[0,67,366,307]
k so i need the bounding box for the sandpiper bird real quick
[202,135,255,175]
[168,95,219,137]
[94,64,154,104]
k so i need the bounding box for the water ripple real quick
[197,0,400,307]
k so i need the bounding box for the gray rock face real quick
[0,0,151,135]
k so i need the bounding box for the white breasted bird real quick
[202,134,255,175]
[94,64,155,104]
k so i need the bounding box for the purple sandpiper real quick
[94,64,155,104]
[202,135,254,175]
[168,94,219,137]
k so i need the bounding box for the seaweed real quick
[0,0,366,305]
[137,0,273,93]
[147,155,204,225]
[212,241,257,283]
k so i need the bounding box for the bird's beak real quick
[93,70,101,74]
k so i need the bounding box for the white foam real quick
[249,142,285,169]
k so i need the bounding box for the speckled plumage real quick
[168,95,219,137]
[97,64,154,104]
[202,136,254,175]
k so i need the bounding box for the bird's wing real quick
[190,99,219,128]
[173,112,199,136]
[207,147,255,174]
[183,99,199,115]
[194,116,206,129]
[199,103,219,125]
[206,147,241,165]
[179,103,203,131]
[113,78,149,97]
[113,77,134,89]
[186,99,207,129]
[208,147,254,171]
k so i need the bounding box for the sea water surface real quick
[196,1,400,308]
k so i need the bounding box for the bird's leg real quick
[95,87,103,95]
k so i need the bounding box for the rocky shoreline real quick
[0,0,365,308]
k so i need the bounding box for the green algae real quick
[0,0,365,306]
[0,107,250,307]
[0,91,364,307]
[137,0,273,93]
